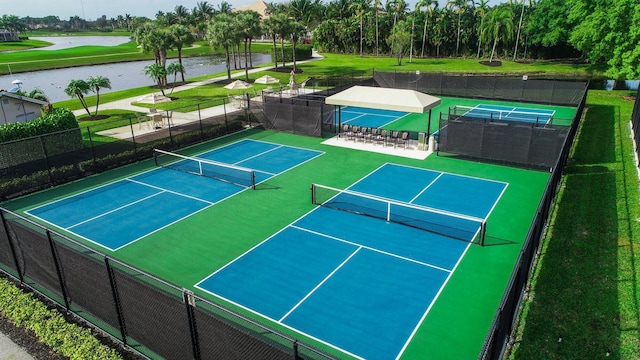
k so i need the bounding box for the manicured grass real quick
[507,90,640,359]
[0,39,53,52]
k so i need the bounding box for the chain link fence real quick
[0,98,247,201]
[0,208,336,360]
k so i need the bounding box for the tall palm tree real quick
[263,15,282,71]
[277,16,293,68]
[64,79,91,116]
[474,0,490,58]
[350,0,371,56]
[484,6,514,62]
[87,76,111,116]
[373,0,382,56]
[206,13,236,80]
[289,22,307,72]
[446,0,468,56]
[169,24,195,82]
[419,0,438,58]
[512,0,534,60]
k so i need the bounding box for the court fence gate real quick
[0,208,336,360]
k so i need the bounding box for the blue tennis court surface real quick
[196,163,508,360]
[459,104,555,124]
[26,140,323,251]
[338,106,410,128]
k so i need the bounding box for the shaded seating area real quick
[340,125,411,149]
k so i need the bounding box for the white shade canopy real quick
[224,80,253,90]
[325,86,441,114]
[254,75,280,84]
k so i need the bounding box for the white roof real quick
[325,86,441,114]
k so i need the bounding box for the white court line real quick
[279,246,362,322]
[67,191,165,230]
[409,173,444,204]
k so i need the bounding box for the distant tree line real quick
[2,0,639,78]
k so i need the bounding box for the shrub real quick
[0,108,79,143]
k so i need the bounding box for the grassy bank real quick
[508,90,640,359]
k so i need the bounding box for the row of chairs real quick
[340,124,409,149]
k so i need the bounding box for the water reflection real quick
[1,53,271,102]
[29,36,131,50]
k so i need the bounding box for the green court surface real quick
[385,96,577,134]
[2,127,551,359]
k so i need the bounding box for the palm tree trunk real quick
[94,91,100,116]
[375,12,379,56]
[249,38,253,68]
[477,18,483,58]
[456,13,461,57]
[490,38,497,62]
[224,46,232,80]
[244,40,249,81]
[280,37,286,68]
[513,1,525,61]
[421,17,428,58]
[178,47,185,82]
[272,35,278,70]
[410,16,415,63]
[360,16,363,56]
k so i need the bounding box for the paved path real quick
[0,332,34,360]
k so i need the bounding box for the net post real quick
[251,172,256,190]
[310,184,316,205]
[480,221,487,246]
[153,148,159,167]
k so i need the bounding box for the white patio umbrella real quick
[253,75,280,85]
[223,80,253,90]
[137,93,171,105]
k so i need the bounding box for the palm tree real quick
[169,24,195,82]
[512,0,534,60]
[235,11,261,81]
[263,15,282,71]
[87,76,111,116]
[144,64,168,95]
[289,22,307,72]
[373,0,382,56]
[474,0,490,58]
[277,16,293,69]
[206,13,236,80]
[64,79,91,116]
[446,0,468,56]
[419,0,438,58]
[166,62,185,95]
[174,5,190,25]
[350,0,371,56]
[27,89,49,103]
[484,6,514,62]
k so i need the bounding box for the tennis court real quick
[26,139,323,251]
[338,106,410,128]
[454,104,556,124]
[196,163,508,360]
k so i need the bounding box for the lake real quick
[1,53,271,102]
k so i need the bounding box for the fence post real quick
[46,230,70,310]
[0,210,23,283]
[293,340,299,360]
[38,136,54,185]
[128,118,138,156]
[183,289,201,360]
[86,126,98,172]
[104,257,128,345]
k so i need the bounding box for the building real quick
[234,0,269,18]
[0,92,48,125]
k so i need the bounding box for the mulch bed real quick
[479,60,503,67]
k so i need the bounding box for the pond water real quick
[1,53,272,102]
[29,36,131,50]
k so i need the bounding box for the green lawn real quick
[508,90,640,359]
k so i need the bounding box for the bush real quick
[271,44,313,64]
[0,277,122,360]
[0,108,79,143]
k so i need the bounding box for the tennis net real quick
[153,149,256,189]
[452,105,554,124]
[311,183,486,245]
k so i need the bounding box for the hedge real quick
[0,108,78,143]
[271,44,313,64]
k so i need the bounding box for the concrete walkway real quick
[0,332,34,360]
